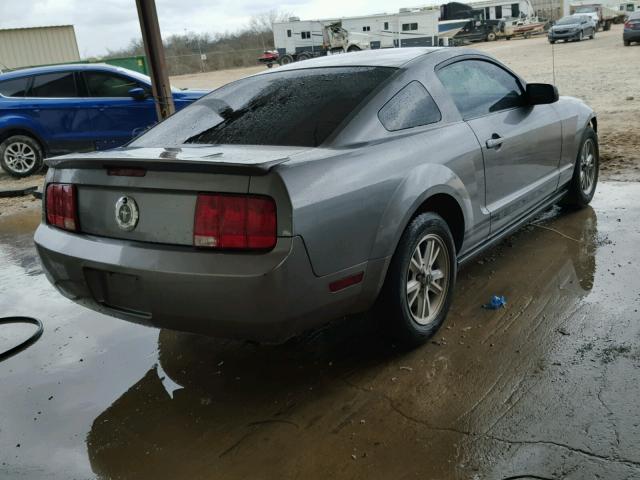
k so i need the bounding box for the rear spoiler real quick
[45,156,289,176]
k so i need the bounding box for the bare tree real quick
[249,10,292,49]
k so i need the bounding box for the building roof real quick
[0,25,75,33]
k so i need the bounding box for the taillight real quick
[625,21,631,28]
[194,194,277,250]
[46,184,79,232]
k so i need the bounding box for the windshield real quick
[557,16,583,24]
[131,66,397,148]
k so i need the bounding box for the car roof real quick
[274,47,441,72]
[0,63,146,82]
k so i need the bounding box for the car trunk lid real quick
[47,145,303,246]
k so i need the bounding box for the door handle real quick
[486,134,503,149]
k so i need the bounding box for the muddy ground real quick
[2,24,640,480]
[1,183,639,479]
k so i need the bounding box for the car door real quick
[436,58,562,234]
[81,70,157,150]
[26,71,95,154]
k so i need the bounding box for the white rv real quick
[272,8,439,64]
[467,0,535,19]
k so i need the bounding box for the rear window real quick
[84,71,142,97]
[0,77,29,97]
[30,72,78,97]
[132,66,396,148]
[378,81,441,131]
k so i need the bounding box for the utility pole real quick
[135,0,175,121]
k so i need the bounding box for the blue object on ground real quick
[483,295,507,310]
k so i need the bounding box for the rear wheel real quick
[563,127,599,208]
[278,54,294,65]
[297,52,312,61]
[347,45,361,52]
[0,134,44,178]
[487,32,497,41]
[380,213,456,347]
[624,39,631,46]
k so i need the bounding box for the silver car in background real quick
[548,15,597,43]
[35,48,599,346]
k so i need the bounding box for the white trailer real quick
[272,8,439,64]
[467,0,535,19]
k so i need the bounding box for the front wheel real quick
[563,126,599,208]
[0,134,44,178]
[379,213,457,347]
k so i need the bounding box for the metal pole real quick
[135,0,175,121]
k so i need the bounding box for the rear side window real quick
[84,71,141,97]
[30,72,78,97]
[132,66,397,148]
[378,81,441,131]
[0,77,29,97]
[436,60,523,119]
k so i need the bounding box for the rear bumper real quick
[34,225,386,342]
[623,31,640,41]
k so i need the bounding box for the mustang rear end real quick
[34,146,371,342]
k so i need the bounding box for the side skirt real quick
[457,188,569,267]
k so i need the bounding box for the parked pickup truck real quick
[570,2,625,30]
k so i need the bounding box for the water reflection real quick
[87,206,598,479]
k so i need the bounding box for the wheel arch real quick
[370,164,472,263]
[0,125,48,156]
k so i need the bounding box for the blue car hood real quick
[173,89,209,101]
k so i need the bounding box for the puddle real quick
[1,183,640,479]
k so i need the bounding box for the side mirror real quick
[526,83,559,105]
[128,87,147,100]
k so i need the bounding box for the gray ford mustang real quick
[35,47,599,345]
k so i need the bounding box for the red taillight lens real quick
[46,183,79,232]
[194,194,277,250]
[625,21,631,28]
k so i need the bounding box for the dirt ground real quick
[1,25,637,215]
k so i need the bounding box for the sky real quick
[0,0,443,58]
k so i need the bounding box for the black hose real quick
[0,317,44,362]
[0,186,38,198]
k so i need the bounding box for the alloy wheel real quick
[406,233,450,326]
[580,138,596,196]
[3,141,37,174]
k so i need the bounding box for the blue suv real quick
[0,64,208,177]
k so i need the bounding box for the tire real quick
[278,54,294,65]
[604,22,611,31]
[549,39,556,44]
[297,52,312,61]
[0,134,44,178]
[524,32,531,39]
[590,29,595,39]
[347,45,361,52]
[579,31,584,41]
[487,32,497,41]
[379,212,457,347]
[624,39,631,46]
[562,126,599,208]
